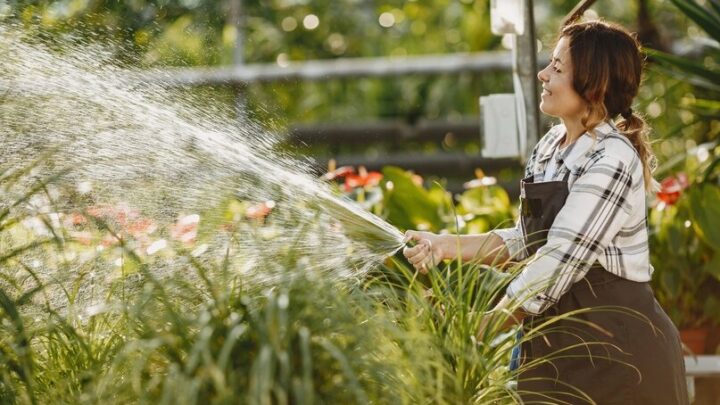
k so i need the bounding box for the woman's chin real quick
[538,103,556,117]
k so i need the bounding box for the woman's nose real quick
[537,67,548,83]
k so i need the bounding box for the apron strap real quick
[562,168,572,183]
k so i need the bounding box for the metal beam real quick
[288,119,480,144]
[139,51,550,86]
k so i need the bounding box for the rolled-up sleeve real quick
[506,155,634,315]
[491,220,528,261]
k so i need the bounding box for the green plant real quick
[322,165,515,235]
[649,173,720,328]
[644,0,720,331]
[0,154,548,404]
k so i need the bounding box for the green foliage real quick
[330,166,513,234]
[688,184,720,251]
[381,166,444,232]
[645,0,720,330]
[0,155,534,404]
[649,190,720,328]
[645,0,719,143]
[669,0,720,42]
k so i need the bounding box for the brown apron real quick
[516,172,689,404]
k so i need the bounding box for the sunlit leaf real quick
[689,185,720,250]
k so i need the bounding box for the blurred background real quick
[3,0,713,190]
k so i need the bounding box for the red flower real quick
[322,166,355,181]
[657,173,689,206]
[344,166,383,192]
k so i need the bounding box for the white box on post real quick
[480,94,521,158]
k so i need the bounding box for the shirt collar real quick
[537,120,618,169]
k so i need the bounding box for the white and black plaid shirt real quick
[492,120,653,315]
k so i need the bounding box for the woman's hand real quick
[476,296,527,339]
[402,230,450,273]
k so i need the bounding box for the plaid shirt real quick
[492,121,652,315]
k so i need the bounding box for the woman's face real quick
[537,36,586,122]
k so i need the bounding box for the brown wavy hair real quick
[560,20,657,192]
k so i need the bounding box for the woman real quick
[403,20,688,404]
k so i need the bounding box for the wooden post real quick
[513,0,540,160]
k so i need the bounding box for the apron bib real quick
[515,171,688,404]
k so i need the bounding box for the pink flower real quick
[245,200,275,220]
[170,214,200,245]
[101,233,121,247]
[126,218,157,239]
[87,203,139,227]
[68,231,93,246]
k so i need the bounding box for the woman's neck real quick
[560,118,586,148]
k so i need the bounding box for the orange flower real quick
[344,166,383,192]
[65,212,88,227]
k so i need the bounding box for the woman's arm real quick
[403,231,510,272]
[451,233,510,264]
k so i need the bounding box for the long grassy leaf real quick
[0,169,70,227]
[645,48,720,91]
[0,289,36,405]
[670,0,720,42]
[712,0,720,16]
[0,240,52,265]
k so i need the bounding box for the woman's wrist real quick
[436,234,457,261]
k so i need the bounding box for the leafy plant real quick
[644,0,720,332]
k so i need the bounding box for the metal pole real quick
[513,0,540,161]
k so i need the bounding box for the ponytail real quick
[616,111,658,193]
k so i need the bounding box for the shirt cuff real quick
[490,228,527,261]
[505,278,555,315]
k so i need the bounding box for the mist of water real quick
[0,23,406,312]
